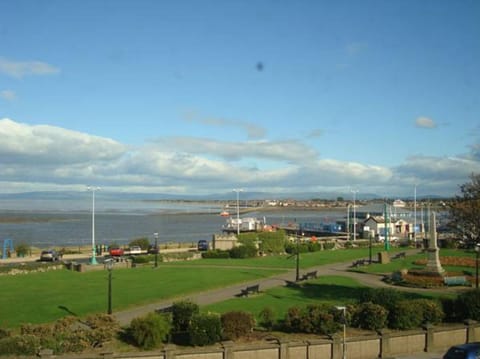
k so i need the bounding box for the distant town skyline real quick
[1,1,479,197]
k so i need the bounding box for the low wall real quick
[40,321,480,359]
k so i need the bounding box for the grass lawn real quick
[0,265,284,328]
[168,246,395,269]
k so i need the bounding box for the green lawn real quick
[0,247,471,329]
[0,266,284,328]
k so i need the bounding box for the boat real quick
[222,217,266,233]
[220,210,230,217]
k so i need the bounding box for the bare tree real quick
[449,173,480,247]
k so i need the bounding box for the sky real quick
[0,0,479,198]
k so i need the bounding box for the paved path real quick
[113,249,454,326]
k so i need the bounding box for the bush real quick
[0,334,40,356]
[221,311,255,340]
[229,244,257,258]
[351,302,388,331]
[258,231,287,254]
[411,299,444,325]
[172,300,199,333]
[284,305,340,335]
[131,255,152,264]
[259,307,275,330]
[358,288,403,313]
[307,242,322,252]
[201,249,230,259]
[389,300,423,329]
[129,313,171,350]
[189,313,222,346]
[453,289,480,321]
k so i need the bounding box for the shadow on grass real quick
[58,305,78,317]
[284,282,436,302]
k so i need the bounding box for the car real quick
[129,246,142,255]
[197,240,209,251]
[109,247,124,257]
[40,249,60,262]
[443,343,480,359]
[148,245,159,254]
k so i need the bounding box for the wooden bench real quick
[240,284,260,297]
[392,252,406,260]
[351,259,368,267]
[444,276,469,286]
[300,270,318,281]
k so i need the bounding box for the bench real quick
[240,284,260,297]
[444,276,469,286]
[351,259,368,267]
[392,252,406,260]
[300,270,318,281]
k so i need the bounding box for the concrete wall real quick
[40,322,480,359]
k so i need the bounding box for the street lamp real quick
[475,244,480,289]
[351,190,358,241]
[233,189,243,236]
[154,232,159,268]
[105,258,114,314]
[87,186,100,265]
[336,306,347,359]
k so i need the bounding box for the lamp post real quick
[476,244,480,289]
[233,189,243,236]
[351,190,358,241]
[414,185,417,245]
[105,258,114,314]
[154,232,159,268]
[336,306,347,359]
[87,186,100,265]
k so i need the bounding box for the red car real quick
[109,247,124,257]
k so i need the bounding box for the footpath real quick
[113,248,451,326]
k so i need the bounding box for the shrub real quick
[411,299,444,325]
[307,242,322,252]
[284,305,340,335]
[258,231,287,254]
[229,244,257,258]
[389,300,423,329]
[323,242,336,250]
[201,249,230,259]
[453,289,480,321]
[259,307,275,330]
[358,288,403,312]
[129,313,171,350]
[221,311,255,340]
[0,334,40,356]
[351,302,388,331]
[189,313,222,346]
[172,300,199,333]
[131,255,151,264]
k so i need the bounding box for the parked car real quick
[40,249,60,262]
[197,240,209,251]
[148,245,159,254]
[109,247,124,257]
[443,343,480,359]
[129,246,142,255]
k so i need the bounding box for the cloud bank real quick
[0,57,60,78]
[0,118,476,197]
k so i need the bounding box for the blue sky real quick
[0,0,479,198]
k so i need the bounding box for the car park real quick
[443,343,480,359]
[40,249,60,262]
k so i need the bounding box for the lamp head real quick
[105,258,114,271]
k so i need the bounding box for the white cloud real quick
[415,117,437,129]
[0,118,476,197]
[0,57,60,78]
[345,42,368,56]
[183,113,266,139]
[0,89,16,101]
[0,118,126,165]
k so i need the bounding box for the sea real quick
[0,198,346,249]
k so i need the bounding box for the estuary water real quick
[0,198,345,248]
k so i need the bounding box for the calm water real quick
[0,199,345,248]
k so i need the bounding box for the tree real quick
[449,173,480,247]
